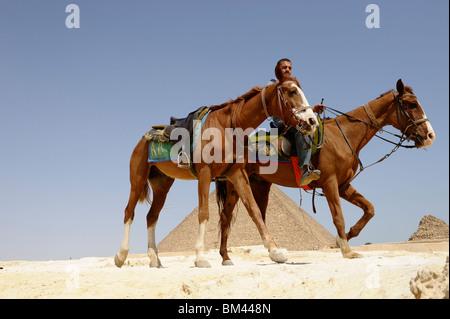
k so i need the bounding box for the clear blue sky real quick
[0,0,448,261]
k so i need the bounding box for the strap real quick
[261,86,270,118]
[363,104,381,130]
[335,118,364,173]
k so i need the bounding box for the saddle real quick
[143,106,210,172]
[143,106,210,144]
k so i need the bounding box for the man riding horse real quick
[269,58,326,186]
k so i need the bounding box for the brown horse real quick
[114,76,319,268]
[216,79,435,264]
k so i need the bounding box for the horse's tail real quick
[215,180,227,213]
[138,181,152,205]
[216,180,239,240]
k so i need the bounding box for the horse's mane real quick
[282,76,302,90]
[209,86,263,111]
[322,86,416,123]
[377,86,414,99]
[208,76,301,112]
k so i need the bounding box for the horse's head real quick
[276,77,318,135]
[391,79,435,148]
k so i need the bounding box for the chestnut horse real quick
[114,76,319,268]
[216,79,435,264]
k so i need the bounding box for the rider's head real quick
[275,58,292,81]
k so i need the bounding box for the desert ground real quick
[1,240,448,299]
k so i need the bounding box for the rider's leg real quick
[295,132,320,186]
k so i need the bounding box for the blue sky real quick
[0,0,448,261]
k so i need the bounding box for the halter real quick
[261,81,312,133]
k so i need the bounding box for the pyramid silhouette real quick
[157,185,335,252]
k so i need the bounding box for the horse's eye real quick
[289,90,297,95]
[410,103,418,109]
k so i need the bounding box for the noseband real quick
[261,82,312,133]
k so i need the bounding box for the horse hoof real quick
[343,251,363,259]
[114,255,125,268]
[150,259,163,268]
[269,248,288,263]
[195,260,211,268]
[222,260,234,266]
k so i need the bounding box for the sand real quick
[1,240,448,299]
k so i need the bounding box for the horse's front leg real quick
[322,179,362,259]
[194,167,212,268]
[227,168,287,263]
[339,184,375,241]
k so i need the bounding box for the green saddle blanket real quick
[249,117,324,161]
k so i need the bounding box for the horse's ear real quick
[396,79,405,96]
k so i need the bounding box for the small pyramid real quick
[157,185,335,252]
[408,215,449,241]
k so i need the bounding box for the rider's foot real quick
[299,168,321,186]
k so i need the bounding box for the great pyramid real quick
[157,185,335,252]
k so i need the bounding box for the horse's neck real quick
[232,89,270,132]
[342,93,395,152]
[365,93,396,128]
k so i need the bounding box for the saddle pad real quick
[291,156,314,190]
[248,133,291,163]
[248,117,323,163]
[148,141,176,162]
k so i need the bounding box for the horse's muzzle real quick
[411,133,425,148]
[296,118,317,135]
[412,132,435,148]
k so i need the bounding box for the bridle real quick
[305,90,431,211]
[324,90,430,187]
[327,91,429,147]
[261,81,312,133]
[392,91,429,140]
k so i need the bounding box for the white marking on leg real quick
[118,219,132,261]
[195,221,207,261]
[147,224,161,267]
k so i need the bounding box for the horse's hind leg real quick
[146,168,174,268]
[249,177,272,222]
[339,184,375,241]
[115,167,151,268]
[115,139,151,268]
[219,181,239,266]
[219,178,272,265]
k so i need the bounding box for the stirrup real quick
[177,151,190,168]
[299,168,321,186]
